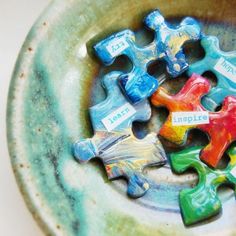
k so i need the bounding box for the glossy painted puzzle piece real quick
[170,145,236,225]
[94,29,158,104]
[73,71,167,198]
[145,10,201,77]
[94,10,201,104]
[151,73,210,145]
[151,73,236,168]
[188,36,236,111]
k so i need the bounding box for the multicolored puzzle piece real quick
[188,36,236,111]
[145,10,201,77]
[73,71,167,198]
[94,10,201,104]
[151,73,236,168]
[170,145,236,225]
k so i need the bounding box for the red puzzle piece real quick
[151,73,236,167]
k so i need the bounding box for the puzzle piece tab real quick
[188,36,236,111]
[94,10,201,104]
[151,73,236,167]
[73,71,167,198]
[145,10,201,77]
[170,145,236,225]
[94,29,158,104]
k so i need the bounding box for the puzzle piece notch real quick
[145,10,202,77]
[151,73,236,168]
[73,71,167,198]
[73,132,167,198]
[199,96,236,167]
[188,35,236,111]
[151,73,210,145]
[94,10,201,104]
[151,73,210,111]
[89,71,152,132]
[94,29,159,104]
[101,132,167,197]
[170,146,236,225]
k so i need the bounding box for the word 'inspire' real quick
[172,111,209,126]
[102,103,136,131]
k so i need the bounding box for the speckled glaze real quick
[7,0,236,235]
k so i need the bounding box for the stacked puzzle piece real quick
[73,9,236,226]
[94,10,201,103]
[73,71,167,198]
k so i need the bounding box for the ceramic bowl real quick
[7,0,236,235]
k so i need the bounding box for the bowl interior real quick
[7,0,236,235]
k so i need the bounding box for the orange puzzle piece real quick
[151,73,236,167]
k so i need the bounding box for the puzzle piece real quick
[73,71,167,198]
[170,145,236,225]
[94,10,201,104]
[145,10,201,77]
[94,29,158,104]
[188,36,236,111]
[151,73,236,167]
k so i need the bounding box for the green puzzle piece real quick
[170,146,236,225]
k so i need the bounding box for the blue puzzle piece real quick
[89,70,151,132]
[145,10,201,77]
[94,29,158,104]
[94,10,201,104]
[188,36,236,111]
[73,71,167,198]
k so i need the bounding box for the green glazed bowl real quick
[7,0,236,235]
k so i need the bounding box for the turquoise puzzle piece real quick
[73,71,167,198]
[188,36,236,111]
[94,9,201,104]
[170,146,236,225]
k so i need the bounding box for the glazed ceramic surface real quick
[7,0,236,235]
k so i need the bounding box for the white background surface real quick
[0,1,49,235]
